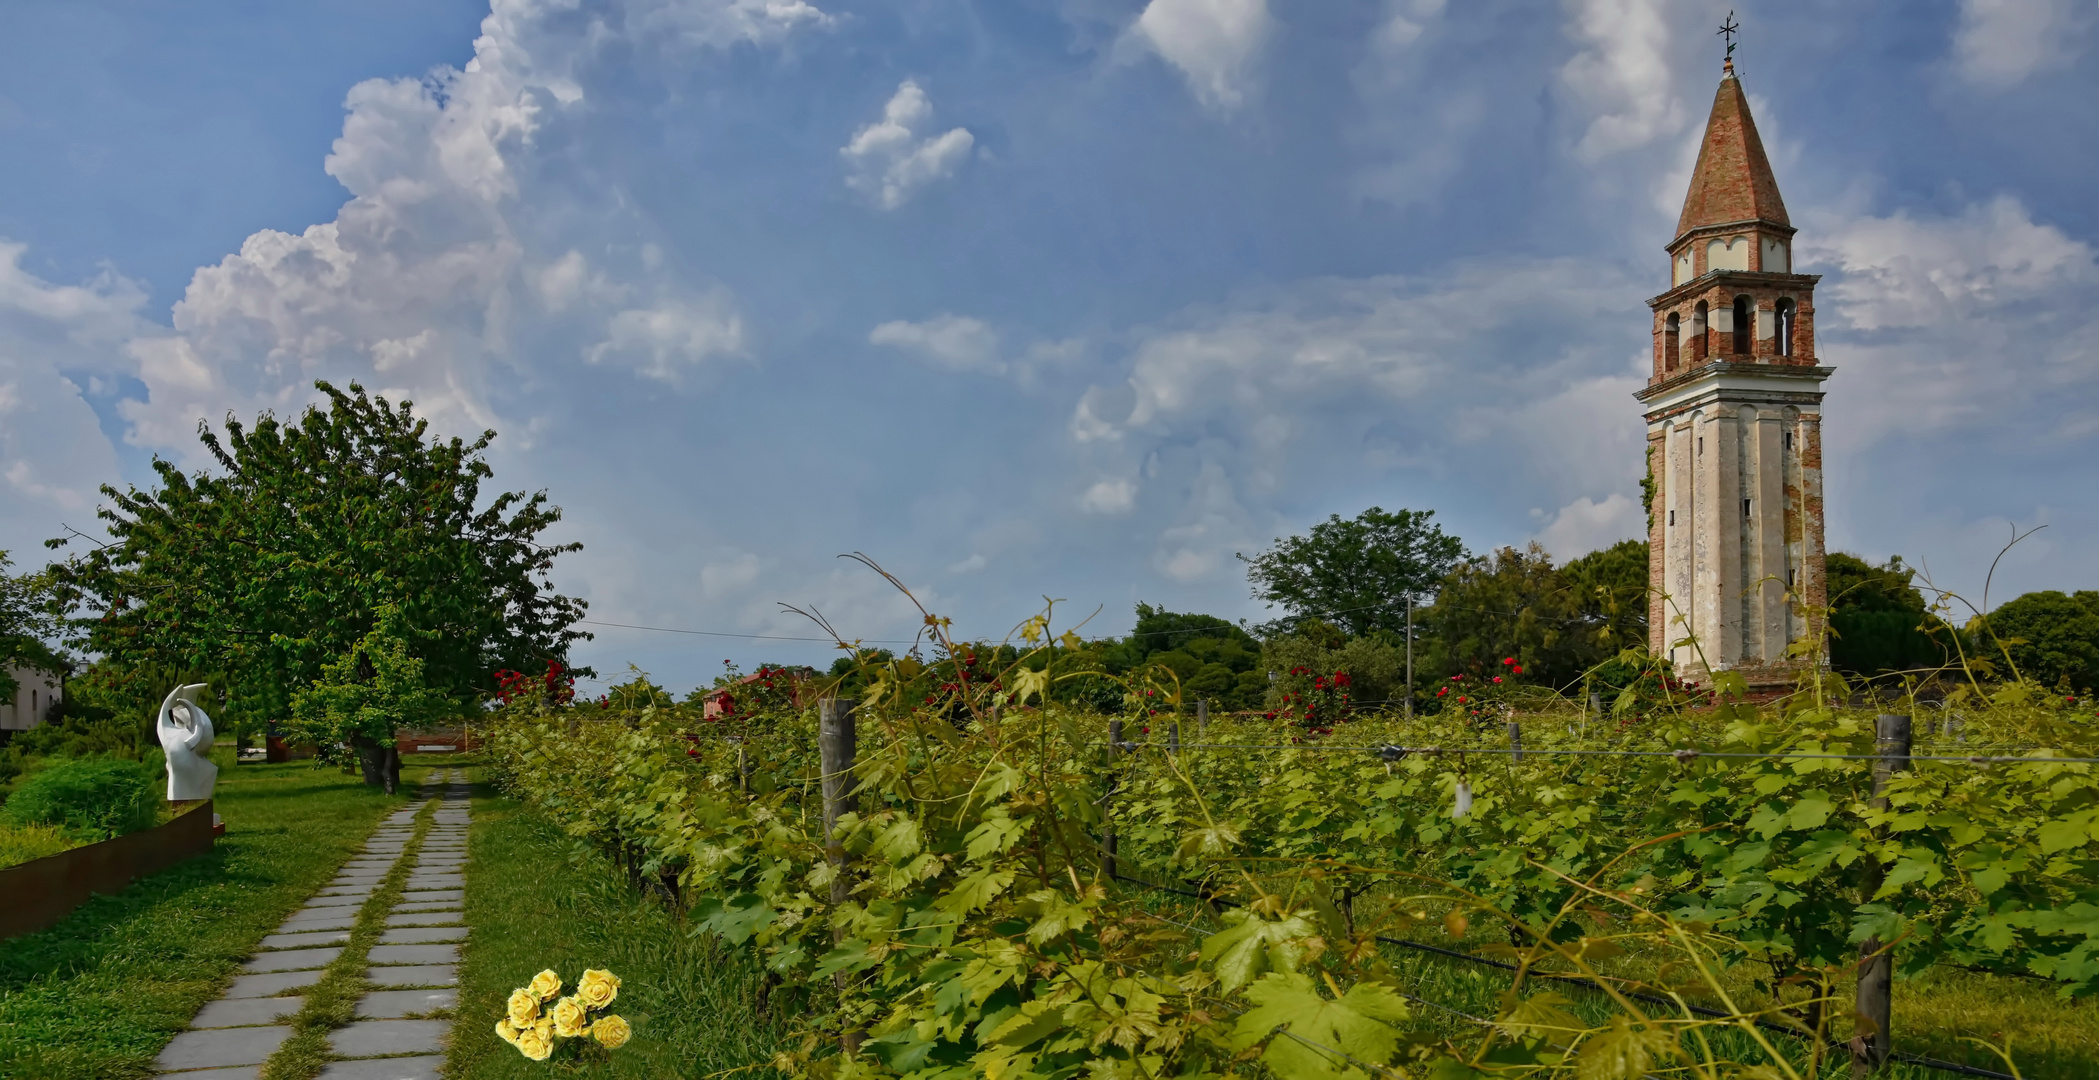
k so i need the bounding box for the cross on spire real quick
[1718,12,1740,69]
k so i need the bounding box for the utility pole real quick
[1405,596,1414,719]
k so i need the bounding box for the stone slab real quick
[316,885,376,898]
[157,1068,261,1080]
[222,969,326,998]
[327,1018,450,1058]
[280,913,358,932]
[355,987,457,1018]
[243,946,343,972]
[403,877,465,890]
[365,963,455,988]
[397,889,463,904]
[260,929,352,949]
[384,910,462,927]
[378,926,466,945]
[316,1054,445,1080]
[301,893,367,908]
[191,995,304,1029]
[154,1025,293,1070]
[367,943,459,965]
[393,900,463,913]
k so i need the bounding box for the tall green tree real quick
[1420,543,1597,687]
[1238,507,1465,637]
[1824,553,1955,676]
[1981,590,2099,691]
[289,605,454,792]
[1562,539,1649,654]
[46,381,588,727]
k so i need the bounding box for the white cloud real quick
[1534,493,1643,562]
[841,81,974,210]
[1067,259,1653,586]
[869,313,1003,373]
[700,552,762,597]
[588,295,746,381]
[1558,0,1684,158]
[112,0,821,460]
[1953,0,2091,88]
[0,242,140,551]
[1126,0,1272,111]
[1079,477,1138,514]
[1800,195,2099,446]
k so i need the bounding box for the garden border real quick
[0,799,217,941]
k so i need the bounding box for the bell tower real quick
[1635,52,1832,688]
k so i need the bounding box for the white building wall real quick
[2,664,62,732]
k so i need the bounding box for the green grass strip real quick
[260,784,441,1080]
[445,777,792,1079]
[0,758,415,1079]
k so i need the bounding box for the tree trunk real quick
[351,735,400,793]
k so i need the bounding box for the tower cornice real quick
[1648,270,1821,308]
[1668,217,1797,254]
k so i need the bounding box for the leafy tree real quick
[1420,543,1598,688]
[1981,590,2099,692]
[1239,507,1464,637]
[46,381,588,730]
[288,606,454,792]
[1824,553,1956,676]
[1562,539,1649,654]
[0,551,67,712]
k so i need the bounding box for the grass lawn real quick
[449,761,792,1078]
[0,752,436,1080]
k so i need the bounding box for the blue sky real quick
[2,0,2095,696]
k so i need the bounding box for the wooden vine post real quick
[1506,719,1523,762]
[1852,713,1911,1078]
[818,697,862,1051]
[1196,698,1208,734]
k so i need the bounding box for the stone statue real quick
[158,683,219,802]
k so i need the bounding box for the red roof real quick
[1675,72,1790,241]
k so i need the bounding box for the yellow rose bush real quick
[496,968,631,1061]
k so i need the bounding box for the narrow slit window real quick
[1784,431,1793,450]
[1668,510,1676,526]
[1743,498,1752,517]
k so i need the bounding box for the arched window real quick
[1690,302,1708,362]
[1732,295,1751,355]
[1774,298,1796,357]
[1664,312,1680,370]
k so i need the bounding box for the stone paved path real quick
[154,769,472,1080]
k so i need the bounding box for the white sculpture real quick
[158,683,219,802]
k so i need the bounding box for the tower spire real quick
[1675,69,1789,242]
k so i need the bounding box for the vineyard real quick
[484,598,2099,1080]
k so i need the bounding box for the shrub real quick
[0,821,75,869]
[1,756,161,840]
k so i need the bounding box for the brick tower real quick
[1636,56,1831,688]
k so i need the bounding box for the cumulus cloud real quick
[1801,195,2099,443]
[588,294,747,381]
[1079,477,1137,514]
[1534,493,1643,561]
[1559,0,1685,158]
[1953,0,2091,88]
[1126,0,1272,111]
[0,242,141,551]
[114,0,818,458]
[1066,260,1652,583]
[841,81,975,210]
[869,313,1002,373]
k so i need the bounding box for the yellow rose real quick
[575,968,621,1010]
[592,1013,632,1050]
[550,995,589,1039]
[495,1018,520,1046]
[527,968,563,1001]
[515,1026,554,1061]
[506,988,541,1027]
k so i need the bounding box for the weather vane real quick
[1718,11,1740,68]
